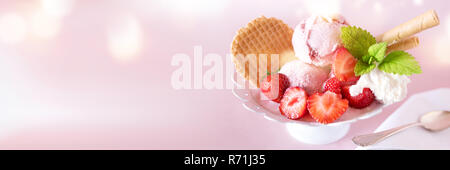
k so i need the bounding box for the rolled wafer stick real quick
[376,10,439,44]
[386,36,419,53]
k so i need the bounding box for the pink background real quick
[0,0,449,149]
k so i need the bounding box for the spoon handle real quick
[352,122,422,147]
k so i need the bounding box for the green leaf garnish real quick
[361,55,372,64]
[378,51,422,76]
[341,26,377,60]
[368,42,387,62]
[354,60,376,76]
[341,26,422,76]
[368,56,375,65]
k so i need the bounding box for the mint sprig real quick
[340,26,422,76]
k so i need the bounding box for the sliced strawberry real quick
[333,47,359,82]
[307,91,349,124]
[341,85,375,109]
[279,87,308,120]
[340,76,360,86]
[260,73,290,103]
[322,77,341,94]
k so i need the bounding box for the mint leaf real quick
[378,51,422,76]
[360,42,386,65]
[354,60,376,76]
[368,56,375,65]
[341,26,377,60]
[368,42,387,62]
[361,55,373,64]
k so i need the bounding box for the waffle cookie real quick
[231,16,296,87]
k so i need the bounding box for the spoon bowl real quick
[420,110,450,131]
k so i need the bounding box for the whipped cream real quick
[349,69,410,105]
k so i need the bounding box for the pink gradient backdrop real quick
[0,0,449,149]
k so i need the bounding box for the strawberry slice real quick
[307,91,349,124]
[260,73,290,103]
[322,77,341,94]
[340,76,360,86]
[333,47,359,82]
[341,85,375,109]
[279,87,308,120]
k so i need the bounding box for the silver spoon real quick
[353,110,450,147]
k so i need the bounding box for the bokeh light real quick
[433,37,450,66]
[40,0,74,18]
[447,14,450,37]
[302,0,341,16]
[434,15,450,66]
[353,0,367,8]
[157,0,229,18]
[0,13,27,44]
[373,2,383,13]
[413,0,423,6]
[30,12,61,39]
[107,14,143,62]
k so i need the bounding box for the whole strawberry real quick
[340,76,360,86]
[322,77,342,94]
[260,73,290,103]
[341,85,375,109]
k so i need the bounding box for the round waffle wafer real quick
[231,16,295,87]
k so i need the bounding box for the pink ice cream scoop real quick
[279,60,330,95]
[292,15,348,67]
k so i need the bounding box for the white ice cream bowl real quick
[232,71,386,145]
